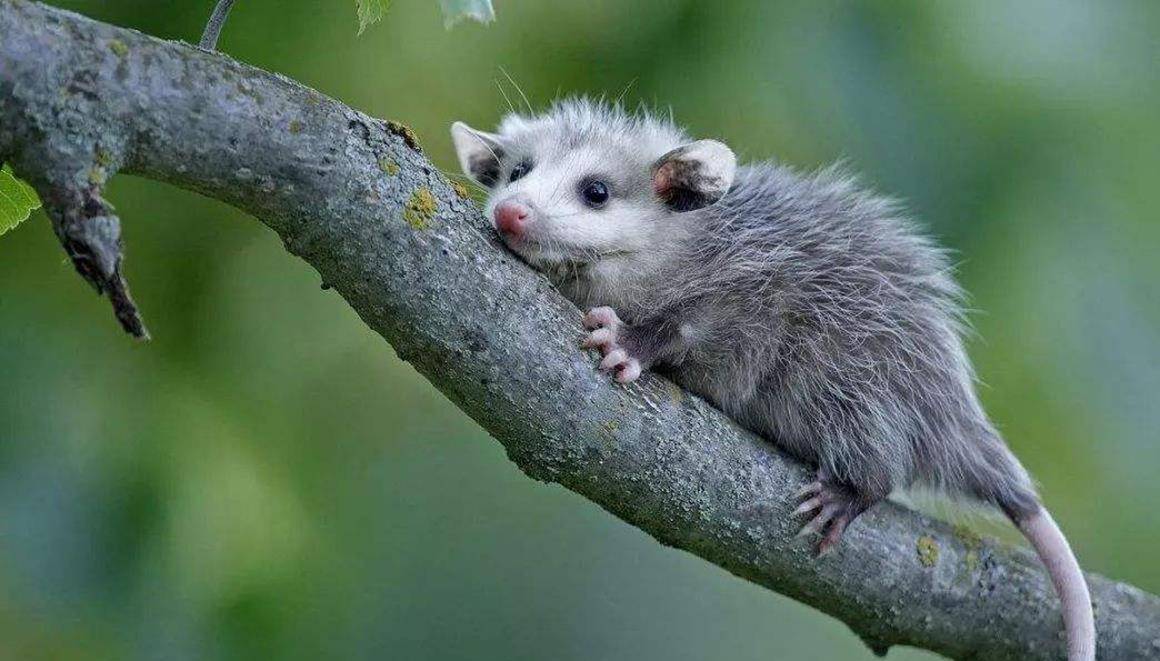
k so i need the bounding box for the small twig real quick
[40,179,150,340]
[198,0,237,51]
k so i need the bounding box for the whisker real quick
[499,66,534,114]
[494,77,517,115]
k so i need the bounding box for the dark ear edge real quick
[651,140,737,212]
[450,121,506,188]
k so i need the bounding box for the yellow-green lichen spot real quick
[87,166,107,187]
[95,147,114,168]
[916,535,939,567]
[403,188,437,230]
[387,120,422,152]
[108,39,129,58]
[378,157,400,176]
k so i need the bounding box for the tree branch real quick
[2,2,1157,658]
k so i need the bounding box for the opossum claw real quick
[583,306,621,331]
[793,496,824,517]
[599,348,642,383]
[794,480,823,500]
[582,327,617,350]
[794,472,872,555]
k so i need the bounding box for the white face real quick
[480,144,662,268]
[450,102,737,275]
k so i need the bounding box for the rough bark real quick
[2,2,1158,658]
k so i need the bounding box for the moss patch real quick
[387,120,422,151]
[451,180,470,199]
[916,536,939,568]
[108,39,129,58]
[403,188,437,230]
[378,157,400,176]
[289,120,304,134]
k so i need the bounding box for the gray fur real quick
[452,98,1093,659]
[457,98,1036,515]
[656,163,1038,515]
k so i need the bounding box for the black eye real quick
[509,160,532,183]
[581,180,610,208]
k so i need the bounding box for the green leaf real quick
[439,0,495,28]
[0,165,41,237]
[355,0,388,35]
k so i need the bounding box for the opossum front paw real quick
[581,307,642,383]
[599,348,642,383]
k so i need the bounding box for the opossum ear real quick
[451,121,506,188]
[651,140,736,212]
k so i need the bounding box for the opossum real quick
[450,98,1095,660]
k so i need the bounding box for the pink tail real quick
[1017,508,1095,661]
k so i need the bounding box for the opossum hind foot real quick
[793,472,877,556]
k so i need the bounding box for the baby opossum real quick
[451,98,1095,660]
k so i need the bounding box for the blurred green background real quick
[2,1,1159,659]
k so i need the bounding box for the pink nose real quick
[494,201,530,237]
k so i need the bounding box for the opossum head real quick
[451,98,735,274]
